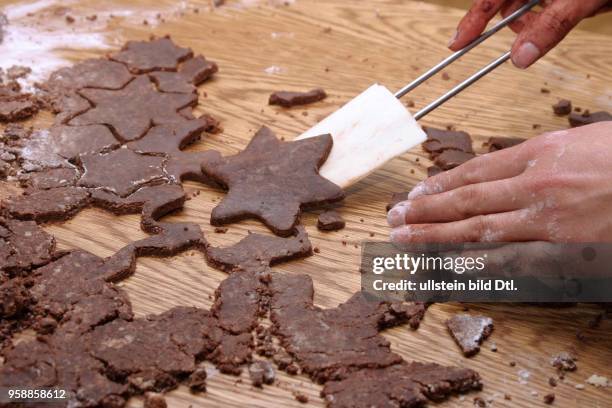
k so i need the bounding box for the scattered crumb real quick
[504,394,512,401]
[575,384,585,390]
[532,124,541,130]
[530,390,538,397]
[313,247,320,254]
[543,393,555,405]
[65,15,75,24]
[144,393,167,408]
[214,227,228,234]
[369,232,375,237]
[293,391,309,403]
[586,374,610,387]
[541,87,550,94]
[518,369,531,385]
[551,352,577,372]
[509,361,516,367]
[441,72,450,80]
[473,396,487,407]
[405,99,415,108]
[552,99,572,116]
[490,342,497,352]
[548,377,557,387]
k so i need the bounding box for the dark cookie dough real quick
[111,36,193,74]
[127,119,218,183]
[17,125,119,170]
[322,362,482,408]
[2,186,91,223]
[269,88,327,107]
[249,360,276,387]
[20,167,79,191]
[99,222,207,282]
[0,95,39,122]
[446,314,494,357]
[186,367,208,392]
[29,251,133,332]
[212,270,267,334]
[487,136,526,152]
[44,59,134,95]
[434,149,475,170]
[269,273,426,383]
[552,99,572,116]
[0,218,56,275]
[202,126,344,236]
[90,306,221,391]
[90,184,186,231]
[0,278,30,318]
[317,210,345,231]
[207,226,312,273]
[422,127,473,156]
[71,75,197,141]
[209,331,254,375]
[568,111,612,127]
[150,55,218,94]
[78,149,167,197]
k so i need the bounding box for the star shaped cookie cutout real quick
[202,126,344,236]
[70,76,197,141]
[78,148,167,197]
[110,36,193,74]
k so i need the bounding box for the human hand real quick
[448,0,612,68]
[388,121,612,243]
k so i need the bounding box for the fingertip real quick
[387,203,409,228]
[511,41,541,69]
[447,30,459,49]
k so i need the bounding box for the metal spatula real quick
[297,0,540,188]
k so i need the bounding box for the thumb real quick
[512,0,608,68]
[511,0,609,68]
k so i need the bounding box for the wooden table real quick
[2,0,611,406]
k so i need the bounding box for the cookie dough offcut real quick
[269,88,327,107]
[317,210,345,231]
[446,314,494,357]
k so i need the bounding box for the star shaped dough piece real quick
[70,76,197,141]
[78,148,167,197]
[202,126,344,236]
[110,37,193,74]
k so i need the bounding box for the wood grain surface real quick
[1,0,611,407]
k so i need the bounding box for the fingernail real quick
[390,226,412,243]
[407,182,426,200]
[387,203,410,228]
[447,30,459,48]
[512,42,540,69]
